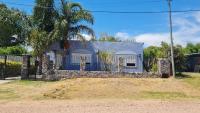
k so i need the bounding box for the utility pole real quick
[167,0,176,78]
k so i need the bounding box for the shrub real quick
[0,45,27,55]
[0,60,21,77]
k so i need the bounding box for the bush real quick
[0,45,27,55]
[0,60,21,77]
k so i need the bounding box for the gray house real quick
[46,40,144,73]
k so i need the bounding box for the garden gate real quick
[0,55,37,80]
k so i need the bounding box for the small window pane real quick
[127,63,136,67]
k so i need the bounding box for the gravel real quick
[0,100,200,113]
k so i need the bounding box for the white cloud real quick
[193,12,200,23]
[115,32,130,40]
[115,12,200,47]
[134,33,169,46]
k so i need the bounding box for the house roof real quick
[48,40,144,55]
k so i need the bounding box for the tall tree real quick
[143,46,160,72]
[184,43,200,54]
[31,0,57,73]
[33,0,56,32]
[52,0,94,68]
[0,4,30,47]
[28,26,58,73]
[54,0,94,40]
[143,42,186,73]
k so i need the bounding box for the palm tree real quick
[53,0,95,69]
[33,0,56,33]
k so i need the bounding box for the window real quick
[127,63,136,67]
[72,53,92,64]
[126,55,136,67]
[117,55,137,67]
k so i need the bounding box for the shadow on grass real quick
[175,72,192,79]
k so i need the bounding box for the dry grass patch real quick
[0,80,54,100]
[0,73,200,101]
[43,78,200,100]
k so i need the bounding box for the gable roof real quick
[48,40,144,54]
[92,41,143,54]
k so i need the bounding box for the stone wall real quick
[43,70,160,81]
[158,58,171,78]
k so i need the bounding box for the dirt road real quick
[0,100,200,113]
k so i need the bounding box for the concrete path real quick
[0,80,12,84]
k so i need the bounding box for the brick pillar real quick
[21,55,31,80]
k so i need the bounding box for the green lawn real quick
[0,73,200,101]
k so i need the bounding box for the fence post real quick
[1,55,7,80]
[21,55,31,80]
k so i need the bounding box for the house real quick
[46,40,144,73]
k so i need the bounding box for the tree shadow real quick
[175,72,192,79]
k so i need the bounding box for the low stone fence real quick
[42,70,161,81]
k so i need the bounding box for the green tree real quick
[28,28,56,73]
[143,42,186,73]
[52,0,94,68]
[98,51,113,71]
[31,0,57,73]
[143,46,160,72]
[98,33,119,42]
[54,0,94,40]
[0,4,30,47]
[0,46,27,55]
[33,0,57,32]
[174,45,186,72]
[184,43,200,54]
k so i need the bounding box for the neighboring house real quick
[46,40,144,73]
[186,53,200,72]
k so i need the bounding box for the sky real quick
[1,0,200,47]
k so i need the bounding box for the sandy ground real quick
[0,100,200,113]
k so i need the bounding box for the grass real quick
[0,73,200,101]
[141,91,188,100]
[181,73,200,89]
[0,89,19,100]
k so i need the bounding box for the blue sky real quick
[1,0,200,46]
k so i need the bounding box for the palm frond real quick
[70,25,95,37]
[68,2,83,11]
[71,10,94,24]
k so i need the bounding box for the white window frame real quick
[117,55,137,68]
[71,53,92,65]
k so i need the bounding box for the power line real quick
[0,0,165,8]
[1,1,200,14]
[87,9,200,14]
